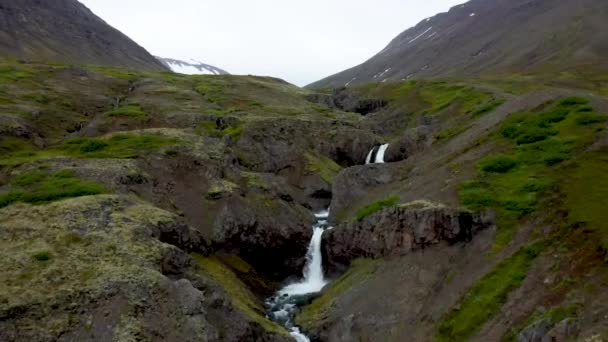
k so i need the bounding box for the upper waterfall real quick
[365,144,390,164]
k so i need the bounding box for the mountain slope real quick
[310,0,608,88]
[156,57,229,75]
[0,0,166,71]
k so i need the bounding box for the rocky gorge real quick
[2,0,608,340]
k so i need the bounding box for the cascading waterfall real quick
[365,143,390,164]
[266,210,330,342]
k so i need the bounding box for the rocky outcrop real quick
[323,201,494,272]
[0,195,288,342]
[517,318,579,342]
[329,164,401,221]
[212,194,314,281]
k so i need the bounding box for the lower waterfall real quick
[266,210,330,341]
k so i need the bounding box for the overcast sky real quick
[79,0,464,86]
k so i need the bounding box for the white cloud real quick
[79,0,465,86]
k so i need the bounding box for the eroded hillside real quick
[1,59,607,341]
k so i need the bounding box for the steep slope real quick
[0,0,167,71]
[310,0,608,88]
[157,57,229,75]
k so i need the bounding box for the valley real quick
[1,0,608,341]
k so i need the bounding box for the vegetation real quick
[107,103,147,118]
[192,254,287,335]
[355,196,399,222]
[0,170,105,208]
[505,304,579,341]
[62,134,176,159]
[436,243,544,341]
[305,152,343,184]
[458,98,605,250]
[296,259,381,330]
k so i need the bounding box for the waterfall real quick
[266,209,330,342]
[365,148,374,164]
[375,143,389,163]
[365,143,390,164]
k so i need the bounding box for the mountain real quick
[310,0,608,88]
[0,0,166,71]
[157,57,229,75]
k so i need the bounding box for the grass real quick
[354,196,399,222]
[296,259,380,330]
[472,98,505,117]
[62,134,176,159]
[191,254,287,335]
[196,121,244,140]
[480,155,518,173]
[0,170,106,208]
[436,243,544,341]
[32,251,51,262]
[107,104,147,118]
[458,98,605,251]
[419,83,492,114]
[305,152,343,184]
[563,148,608,249]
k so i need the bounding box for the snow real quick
[470,13,476,16]
[164,60,215,75]
[409,27,433,44]
[427,32,438,39]
[345,77,357,87]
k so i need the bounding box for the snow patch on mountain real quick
[156,57,229,75]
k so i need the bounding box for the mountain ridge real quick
[309,0,608,88]
[0,0,166,70]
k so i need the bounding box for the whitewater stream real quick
[266,210,330,342]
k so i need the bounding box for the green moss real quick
[354,196,399,222]
[420,83,492,114]
[0,64,36,83]
[191,254,287,335]
[305,152,343,184]
[480,155,518,173]
[296,259,380,330]
[459,98,604,251]
[107,104,147,118]
[0,170,106,208]
[563,148,608,249]
[436,243,544,341]
[63,134,176,159]
[559,97,588,106]
[241,172,271,191]
[472,99,505,117]
[196,120,244,140]
[87,65,142,80]
[219,254,275,294]
[459,181,495,210]
[33,251,51,262]
[206,180,239,200]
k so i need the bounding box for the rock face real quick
[212,194,314,280]
[310,0,608,88]
[324,201,494,272]
[329,164,401,221]
[517,318,579,342]
[0,0,166,70]
[0,195,289,342]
